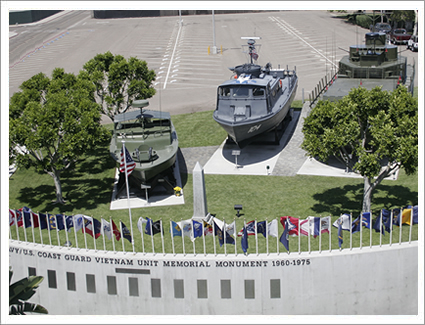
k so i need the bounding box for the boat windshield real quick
[218,86,265,98]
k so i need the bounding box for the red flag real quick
[112,219,121,241]
[279,216,308,236]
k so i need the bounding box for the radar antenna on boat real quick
[241,36,261,64]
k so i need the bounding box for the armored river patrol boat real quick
[213,38,298,148]
[110,100,178,195]
[323,32,415,101]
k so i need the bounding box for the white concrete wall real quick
[8,240,418,315]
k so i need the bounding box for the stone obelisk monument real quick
[192,161,208,218]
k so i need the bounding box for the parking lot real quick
[9,10,419,118]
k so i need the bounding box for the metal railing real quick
[9,206,418,256]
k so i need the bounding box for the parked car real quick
[407,35,418,51]
[370,23,392,34]
[390,28,411,44]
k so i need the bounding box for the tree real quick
[9,68,110,204]
[302,86,418,213]
[80,51,156,121]
[9,266,48,315]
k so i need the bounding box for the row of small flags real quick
[9,205,418,252]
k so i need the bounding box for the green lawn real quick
[9,103,419,255]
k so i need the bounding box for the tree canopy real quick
[9,68,110,204]
[302,86,418,212]
[80,51,156,121]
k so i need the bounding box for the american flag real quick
[120,145,136,176]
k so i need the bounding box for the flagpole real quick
[101,218,106,251]
[181,218,186,256]
[47,212,52,247]
[369,212,372,248]
[73,216,78,249]
[9,220,12,240]
[110,217,116,253]
[212,218,216,256]
[409,208,413,244]
[349,213,352,250]
[29,211,35,244]
[276,218,278,254]
[122,141,136,253]
[379,210,383,247]
[266,218,269,256]
[170,220,175,256]
[243,218,247,255]
[255,219,258,256]
[319,216,322,254]
[223,218,227,256]
[150,218,155,254]
[298,218,301,255]
[389,209,393,246]
[399,206,402,245]
[360,212,363,249]
[234,217,237,256]
[63,214,70,249]
[54,214,60,246]
[139,217,145,255]
[329,215,332,252]
[23,211,28,243]
[120,220,125,252]
[83,217,88,250]
[160,219,165,255]
[192,219,196,256]
[15,211,20,242]
[308,217,311,254]
[202,220,206,256]
[91,216,97,251]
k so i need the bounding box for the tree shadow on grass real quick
[311,183,418,216]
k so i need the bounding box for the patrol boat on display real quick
[213,37,298,148]
[323,32,415,101]
[110,99,178,196]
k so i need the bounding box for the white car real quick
[407,35,418,52]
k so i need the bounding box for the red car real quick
[390,28,411,45]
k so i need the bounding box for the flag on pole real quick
[279,218,293,251]
[241,223,248,254]
[83,216,101,239]
[72,214,85,232]
[214,220,235,246]
[101,218,112,240]
[120,146,136,176]
[137,217,147,233]
[237,220,256,236]
[337,217,343,248]
[352,212,371,234]
[266,219,279,238]
[120,221,132,243]
[280,216,302,236]
[170,221,182,237]
[145,218,163,236]
[372,211,386,235]
[332,213,352,231]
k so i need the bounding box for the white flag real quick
[101,218,112,240]
[332,214,351,231]
[267,219,278,238]
[137,217,147,234]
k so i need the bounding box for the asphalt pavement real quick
[8,10,418,181]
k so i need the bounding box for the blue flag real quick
[392,208,401,227]
[120,221,132,243]
[170,221,182,237]
[351,212,371,234]
[279,219,290,251]
[382,209,393,233]
[257,221,267,238]
[241,225,248,254]
[23,210,33,228]
[192,220,203,239]
[412,205,418,225]
[337,218,343,248]
[38,213,49,230]
[214,221,235,246]
[372,211,386,235]
[145,218,163,236]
